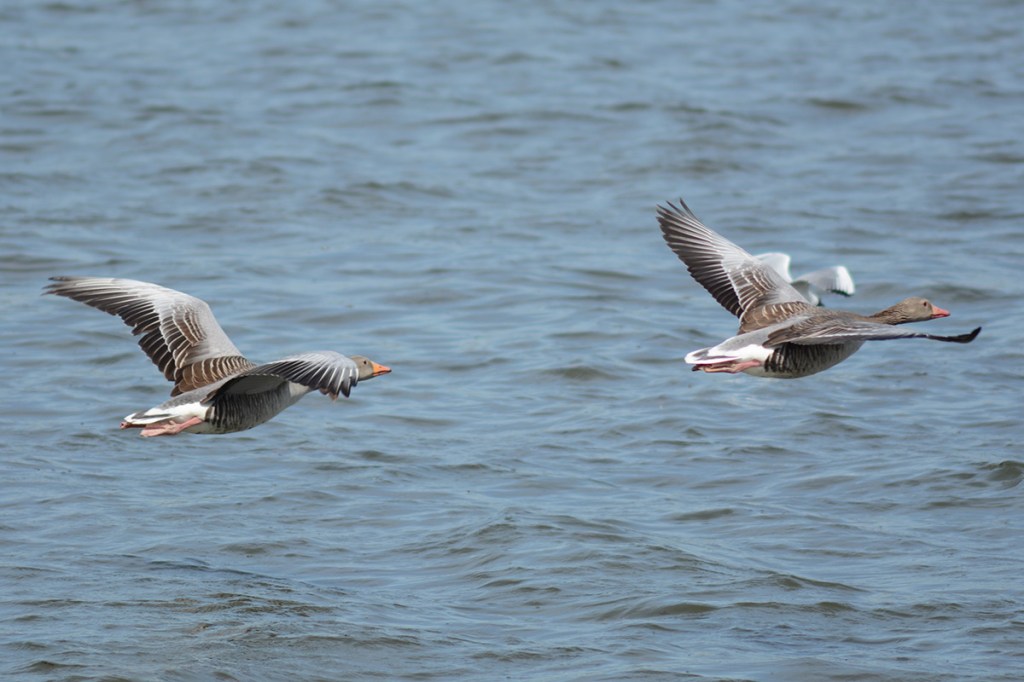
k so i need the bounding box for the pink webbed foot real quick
[695,359,763,374]
[137,416,205,437]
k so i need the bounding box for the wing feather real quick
[657,200,807,321]
[45,276,254,395]
[215,351,361,400]
[768,318,981,346]
[795,266,855,297]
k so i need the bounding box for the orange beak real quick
[370,361,392,377]
[931,305,950,319]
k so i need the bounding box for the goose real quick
[754,252,854,305]
[45,276,391,436]
[656,200,980,378]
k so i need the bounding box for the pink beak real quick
[931,305,950,319]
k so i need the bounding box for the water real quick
[2,1,1022,680]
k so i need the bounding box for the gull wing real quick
[794,265,855,297]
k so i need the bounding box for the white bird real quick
[754,252,855,306]
[46,276,391,436]
[656,200,980,378]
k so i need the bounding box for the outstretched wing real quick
[212,351,361,401]
[794,265,855,297]
[45,276,255,395]
[657,200,808,322]
[754,252,794,282]
[767,316,981,347]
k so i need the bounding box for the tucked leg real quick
[139,416,204,437]
[698,359,763,374]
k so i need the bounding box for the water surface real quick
[2,1,1022,680]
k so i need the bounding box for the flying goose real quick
[46,276,391,436]
[656,200,980,378]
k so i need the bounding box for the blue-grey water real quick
[2,1,1022,680]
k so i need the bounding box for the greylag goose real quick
[754,252,855,305]
[45,276,391,436]
[656,200,980,378]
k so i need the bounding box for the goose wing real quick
[657,200,808,321]
[212,351,361,401]
[766,316,981,347]
[45,276,254,395]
